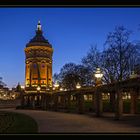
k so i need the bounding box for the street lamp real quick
[21,85,25,89]
[94,68,103,79]
[94,67,103,86]
[130,71,138,79]
[94,67,103,117]
[54,81,60,91]
[54,81,59,88]
[76,83,81,89]
[60,87,64,91]
[37,86,41,92]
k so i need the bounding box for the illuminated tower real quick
[25,21,53,92]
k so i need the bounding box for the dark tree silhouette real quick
[81,45,102,85]
[59,63,78,90]
[16,82,22,92]
[0,77,7,87]
[81,26,140,85]
[103,26,138,83]
[55,63,91,90]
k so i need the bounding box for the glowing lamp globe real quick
[94,68,103,79]
[60,88,63,91]
[54,82,59,88]
[76,83,81,89]
[37,86,41,91]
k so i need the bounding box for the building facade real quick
[25,21,53,93]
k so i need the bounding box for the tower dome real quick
[26,21,52,48]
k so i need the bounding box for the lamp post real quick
[76,83,81,89]
[36,86,41,107]
[59,87,64,91]
[37,86,41,93]
[94,67,103,117]
[75,82,84,114]
[21,85,25,90]
[94,68,103,86]
[130,71,138,79]
[54,81,59,91]
[129,70,138,116]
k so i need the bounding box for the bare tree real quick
[82,45,102,72]
[103,26,137,83]
[0,77,7,87]
[81,45,102,85]
[81,26,140,85]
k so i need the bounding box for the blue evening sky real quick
[0,7,140,88]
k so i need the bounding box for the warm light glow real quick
[94,68,103,78]
[130,71,138,79]
[12,95,15,98]
[32,85,37,87]
[46,88,50,91]
[76,83,81,89]
[60,88,63,91]
[37,20,41,30]
[26,84,29,87]
[41,85,46,87]
[49,84,52,88]
[21,85,25,89]
[37,86,41,91]
[54,82,59,88]
[25,21,53,93]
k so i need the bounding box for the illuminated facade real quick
[25,21,53,92]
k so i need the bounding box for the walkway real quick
[1,108,140,133]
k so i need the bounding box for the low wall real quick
[0,99,21,109]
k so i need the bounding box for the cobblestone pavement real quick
[1,108,140,134]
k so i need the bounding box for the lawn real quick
[0,111,38,134]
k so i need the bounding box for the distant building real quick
[25,21,53,92]
[0,78,10,100]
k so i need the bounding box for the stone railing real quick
[0,99,21,109]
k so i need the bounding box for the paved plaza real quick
[1,108,140,133]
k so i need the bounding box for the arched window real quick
[42,64,45,68]
[33,63,37,68]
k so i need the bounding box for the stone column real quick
[21,95,25,107]
[27,96,30,107]
[54,95,58,111]
[94,91,97,113]
[95,89,103,117]
[43,94,47,110]
[92,93,95,111]
[92,93,95,109]
[61,95,65,109]
[110,92,115,112]
[32,95,35,109]
[44,94,50,110]
[114,88,123,120]
[41,94,44,110]
[37,95,40,107]
[66,94,71,112]
[130,89,138,114]
[77,94,84,114]
[24,96,27,106]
